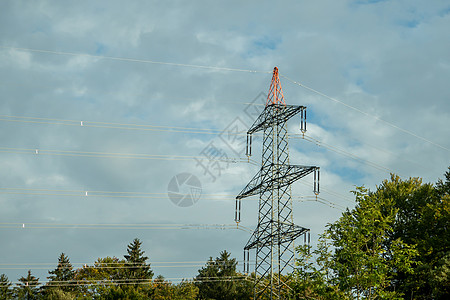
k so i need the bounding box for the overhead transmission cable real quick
[0,188,238,200]
[0,186,349,211]
[0,112,431,172]
[280,74,450,153]
[0,260,251,268]
[0,45,271,74]
[0,222,253,231]
[0,114,230,135]
[1,276,253,287]
[2,45,445,153]
[292,133,398,175]
[0,111,402,175]
[0,146,259,166]
[0,260,256,273]
[0,133,397,177]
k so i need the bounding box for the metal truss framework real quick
[235,67,319,300]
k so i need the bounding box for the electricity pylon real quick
[235,67,319,299]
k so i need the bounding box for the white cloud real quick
[0,0,449,283]
[3,49,32,69]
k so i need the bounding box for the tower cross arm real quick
[236,169,262,200]
[244,223,309,250]
[247,104,306,134]
[236,165,317,200]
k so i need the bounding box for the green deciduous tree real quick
[327,185,418,299]
[293,171,450,299]
[99,284,149,300]
[42,288,76,300]
[74,256,127,297]
[379,174,449,299]
[293,236,348,299]
[72,240,154,298]
[152,276,198,300]
[195,250,252,300]
[0,274,13,299]
[173,279,199,300]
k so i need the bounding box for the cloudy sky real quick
[1,0,449,284]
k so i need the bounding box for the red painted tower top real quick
[266,67,286,106]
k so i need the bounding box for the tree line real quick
[0,239,251,299]
[1,168,449,299]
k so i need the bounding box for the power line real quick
[0,114,228,135]
[0,264,234,270]
[9,45,443,155]
[0,189,248,207]
[0,260,256,272]
[0,195,346,213]
[2,47,446,159]
[0,222,247,231]
[0,112,416,175]
[0,188,240,200]
[308,131,432,173]
[0,45,271,74]
[0,113,265,137]
[0,137,399,177]
[0,223,256,234]
[297,182,354,206]
[0,134,410,180]
[305,197,347,211]
[0,261,250,269]
[280,74,450,153]
[0,186,350,212]
[0,261,245,266]
[292,134,399,175]
[0,113,403,174]
[0,187,333,200]
[0,146,258,165]
[1,276,254,287]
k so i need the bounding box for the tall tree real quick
[124,238,154,284]
[436,166,450,196]
[43,288,75,300]
[195,250,252,300]
[74,256,127,297]
[14,270,40,300]
[99,284,148,300]
[152,276,198,300]
[293,172,450,299]
[293,236,348,299]
[47,253,75,292]
[0,274,13,300]
[327,186,418,299]
[381,174,449,299]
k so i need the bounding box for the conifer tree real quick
[0,274,13,299]
[15,270,40,300]
[195,250,252,300]
[124,238,153,284]
[47,253,75,292]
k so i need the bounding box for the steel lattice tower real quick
[235,67,319,299]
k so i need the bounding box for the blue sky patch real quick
[396,18,421,28]
[439,6,450,17]
[353,0,388,5]
[95,42,107,55]
[253,36,281,51]
[245,35,282,58]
